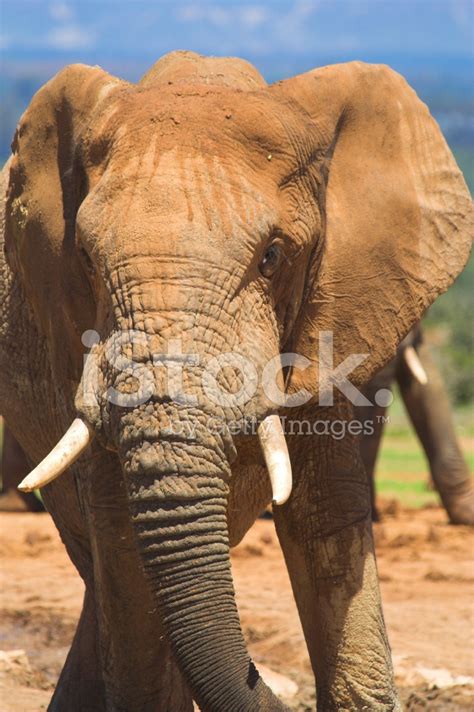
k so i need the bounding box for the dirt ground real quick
[0,501,473,711]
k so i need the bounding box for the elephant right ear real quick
[5,64,125,377]
[273,62,472,401]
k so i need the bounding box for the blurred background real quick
[1,0,473,504]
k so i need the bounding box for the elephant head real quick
[5,51,472,709]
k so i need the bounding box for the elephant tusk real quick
[403,346,428,385]
[17,418,94,492]
[258,415,292,506]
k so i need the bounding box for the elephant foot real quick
[445,488,474,526]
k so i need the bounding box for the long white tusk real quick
[18,418,94,492]
[258,415,292,506]
[403,346,428,385]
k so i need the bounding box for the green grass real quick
[375,391,474,508]
[378,440,444,508]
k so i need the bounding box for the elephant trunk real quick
[117,403,287,712]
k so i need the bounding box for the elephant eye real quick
[259,244,282,279]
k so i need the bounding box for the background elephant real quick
[1,51,471,711]
[359,325,474,525]
[0,422,44,511]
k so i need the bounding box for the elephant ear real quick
[5,64,125,382]
[274,62,472,399]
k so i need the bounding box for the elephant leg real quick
[397,342,474,525]
[359,406,386,521]
[80,449,193,712]
[274,406,400,711]
[41,456,190,711]
[359,362,395,521]
[38,477,106,711]
[49,588,105,712]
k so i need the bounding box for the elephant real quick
[1,50,472,711]
[359,325,474,525]
[0,422,44,511]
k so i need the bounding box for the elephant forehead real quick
[86,84,311,182]
[78,85,321,258]
[78,147,277,255]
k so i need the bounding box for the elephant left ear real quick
[5,64,126,380]
[272,62,472,399]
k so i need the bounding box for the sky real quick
[1,0,473,82]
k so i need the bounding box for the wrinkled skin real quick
[359,326,474,525]
[0,51,472,711]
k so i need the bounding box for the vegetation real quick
[376,394,473,507]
